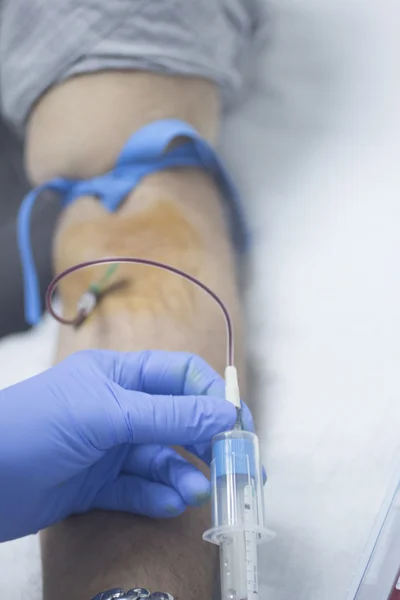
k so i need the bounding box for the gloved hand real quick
[0,350,253,543]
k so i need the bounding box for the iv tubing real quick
[45,257,235,367]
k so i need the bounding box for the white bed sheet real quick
[0,0,399,598]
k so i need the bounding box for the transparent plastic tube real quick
[346,468,400,600]
[203,430,275,600]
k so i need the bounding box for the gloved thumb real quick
[85,384,237,451]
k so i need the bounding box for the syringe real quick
[203,367,274,600]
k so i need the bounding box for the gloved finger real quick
[101,350,226,398]
[123,445,211,507]
[92,474,187,518]
[240,400,255,433]
[124,353,256,442]
[88,386,237,450]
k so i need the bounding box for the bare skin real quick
[27,72,245,600]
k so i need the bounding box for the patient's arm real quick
[27,72,245,600]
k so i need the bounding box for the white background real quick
[0,0,400,598]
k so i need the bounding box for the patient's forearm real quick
[28,72,245,600]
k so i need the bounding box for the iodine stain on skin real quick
[54,199,206,321]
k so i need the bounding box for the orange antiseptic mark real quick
[55,199,205,320]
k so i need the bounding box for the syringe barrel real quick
[203,430,273,600]
[204,430,268,544]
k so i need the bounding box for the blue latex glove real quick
[0,350,253,543]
